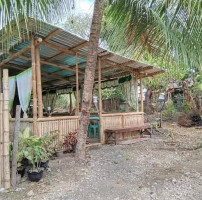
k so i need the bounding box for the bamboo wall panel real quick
[124,114,144,127]
[102,115,122,129]
[102,113,144,141]
[37,117,79,148]
[38,119,78,136]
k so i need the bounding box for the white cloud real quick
[76,0,94,14]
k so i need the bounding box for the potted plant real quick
[63,131,78,153]
[23,137,47,182]
[55,141,64,157]
[40,133,57,169]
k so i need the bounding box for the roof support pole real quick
[76,52,80,127]
[35,45,43,118]
[140,78,144,112]
[0,68,2,92]
[98,58,103,144]
[31,38,38,136]
[135,74,139,112]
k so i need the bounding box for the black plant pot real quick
[40,160,49,169]
[27,170,43,182]
[72,144,77,153]
[17,167,26,177]
[21,158,29,167]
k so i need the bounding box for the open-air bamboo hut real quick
[0,18,164,144]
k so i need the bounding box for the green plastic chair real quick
[87,117,100,139]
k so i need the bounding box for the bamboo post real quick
[11,105,21,186]
[31,38,38,136]
[69,93,72,114]
[35,45,43,118]
[140,78,144,112]
[98,59,104,144]
[3,69,10,188]
[0,68,2,92]
[135,74,139,112]
[75,53,79,127]
[0,93,3,187]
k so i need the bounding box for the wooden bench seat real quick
[105,124,152,144]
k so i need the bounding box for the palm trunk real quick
[76,0,105,159]
[145,87,154,114]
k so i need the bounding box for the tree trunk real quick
[194,93,202,115]
[76,0,105,159]
[11,105,21,186]
[145,87,154,114]
[182,81,196,110]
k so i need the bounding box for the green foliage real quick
[181,101,191,114]
[10,127,58,171]
[54,94,76,111]
[162,101,178,120]
[104,0,202,69]
[101,86,124,101]
[0,0,73,51]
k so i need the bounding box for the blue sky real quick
[76,0,94,14]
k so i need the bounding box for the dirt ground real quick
[1,122,202,200]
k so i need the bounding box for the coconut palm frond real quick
[104,0,202,69]
[0,0,74,52]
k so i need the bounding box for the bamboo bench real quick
[105,124,152,145]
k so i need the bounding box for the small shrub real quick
[181,101,191,113]
[162,101,178,120]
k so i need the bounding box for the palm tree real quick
[104,0,202,68]
[76,0,105,158]
[77,0,202,159]
[0,0,73,49]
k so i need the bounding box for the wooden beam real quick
[102,60,135,73]
[0,38,42,68]
[46,61,86,76]
[42,41,75,55]
[0,45,31,67]
[4,63,68,83]
[138,70,164,78]
[31,38,38,136]
[46,52,66,61]
[105,71,130,79]
[99,53,114,60]
[70,41,88,51]
[18,54,85,75]
[138,65,153,72]
[35,46,43,118]
[44,29,62,41]
[41,60,85,75]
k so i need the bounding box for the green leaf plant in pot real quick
[23,137,47,182]
[40,132,57,169]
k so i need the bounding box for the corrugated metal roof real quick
[0,18,164,90]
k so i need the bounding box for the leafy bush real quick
[10,128,58,171]
[162,101,178,120]
[181,101,191,113]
